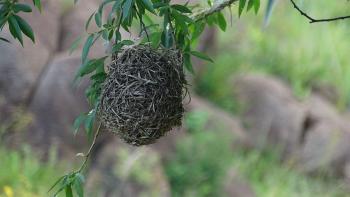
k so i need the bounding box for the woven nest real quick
[99,44,187,146]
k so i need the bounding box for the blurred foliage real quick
[197,0,350,110]
[231,149,349,197]
[0,146,64,197]
[165,111,232,197]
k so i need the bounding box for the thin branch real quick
[290,0,350,23]
[76,122,102,173]
[191,0,238,21]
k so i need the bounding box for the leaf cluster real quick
[0,0,41,45]
[49,172,85,197]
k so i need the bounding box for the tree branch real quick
[290,0,350,23]
[191,0,238,21]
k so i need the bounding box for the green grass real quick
[232,149,348,197]
[196,1,350,110]
[0,146,65,197]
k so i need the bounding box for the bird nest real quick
[99,44,187,146]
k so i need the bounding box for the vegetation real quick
[1,0,350,197]
[197,1,350,110]
[165,111,349,197]
[0,146,65,197]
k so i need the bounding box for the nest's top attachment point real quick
[99,44,187,146]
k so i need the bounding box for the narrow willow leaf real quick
[254,0,260,14]
[171,4,192,13]
[122,0,134,21]
[184,53,194,74]
[74,173,84,197]
[190,51,214,62]
[78,57,107,77]
[82,34,94,63]
[247,0,254,12]
[13,3,32,13]
[141,0,155,13]
[85,12,95,30]
[65,185,73,197]
[217,12,227,31]
[8,15,23,46]
[73,114,85,135]
[69,35,83,54]
[49,175,66,192]
[14,15,35,42]
[84,109,96,140]
[32,0,42,12]
[264,0,276,26]
[238,0,247,17]
[95,12,102,27]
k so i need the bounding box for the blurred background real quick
[1,0,350,196]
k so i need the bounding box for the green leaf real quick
[217,12,227,31]
[8,15,23,46]
[85,12,95,30]
[184,53,194,74]
[112,40,134,53]
[190,51,214,62]
[247,0,254,12]
[122,0,134,22]
[254,0,260,14]
[238,0,247,17]
[171,4,192,13]
[32,0,42,12]
[161,29,173,48]
[69,35,83,54]
[74,173,85,197]
[95,12,102,27]
[73,114,86,135]
[264,0,276,26]
[65,185,73,197]
[82,34,94,63]
[49,175,66,192]
[191,22,205,41]
[85,109,96,139]
[140,0,155,13]
[13,3,32,13]
[77,57,107,77]
[14,15,35,42]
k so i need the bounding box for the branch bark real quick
[191,0,238,21]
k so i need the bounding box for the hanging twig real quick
[290,0,350,23]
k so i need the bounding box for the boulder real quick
[186,95,247,143]
[233,74,307,157]
[0,33,50,105]
[297,95,350,176]
[25,55,89,157]
[150,94,248,161]
[222,168,256,197]
[86,139,170,197]
[233,74,350,177]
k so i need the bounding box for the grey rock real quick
[233,74,307,157]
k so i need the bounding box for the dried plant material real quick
[99,44,187,146]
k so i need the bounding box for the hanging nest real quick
[99,44,187,146]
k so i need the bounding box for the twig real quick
[76,122,102,173]
[191,0,238,21]
[290,0,350,23]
